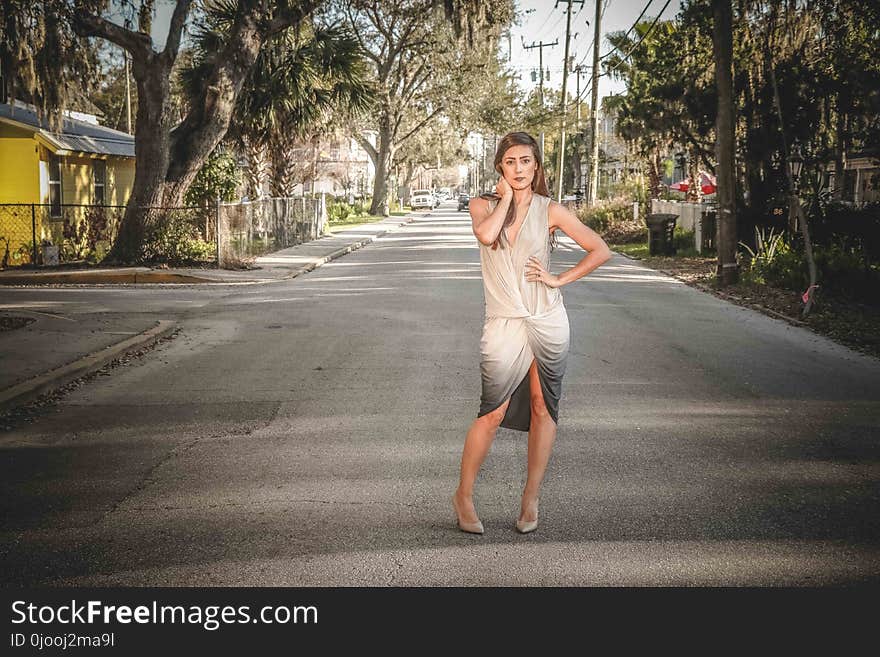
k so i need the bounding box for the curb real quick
[652,264,810,328]
[0,213,427,288]
[615,251,811,329]
[200,211,427,287]
[0,319,177,414]
[0,271,218,285]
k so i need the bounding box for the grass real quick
[325,210,411,234]
[608,240,702,260]
[609,242,648,259]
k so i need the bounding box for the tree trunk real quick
[106,53,176,264]
[647,150,662,200]
[686,148,703,204]
[369,118,394,216]
[401,160,416,206]
[270,136,296,197]
[244,137,269,198]
[713,0,739,285]
[163,17,267,206]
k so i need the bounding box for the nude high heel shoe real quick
[452,495,484,535]
[515,499,539,534]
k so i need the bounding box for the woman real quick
[452,131,612,535]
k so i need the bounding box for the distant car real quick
[457,193,469,212]
[410,189,434,210]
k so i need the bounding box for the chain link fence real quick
[0,196,325,269]
[216,196,326,268]
[0,203,125,267]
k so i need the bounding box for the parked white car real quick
[410,189,434,210]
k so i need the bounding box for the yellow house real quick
[0,100,135,265]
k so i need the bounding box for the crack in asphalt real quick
[387,552,407,586]
[99,403,282,524]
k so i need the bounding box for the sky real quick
[507,0,684,101]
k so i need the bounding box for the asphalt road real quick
[2,201,879,586]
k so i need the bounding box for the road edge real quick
[0,319,177,413]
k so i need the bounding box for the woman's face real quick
[499,144,538,191]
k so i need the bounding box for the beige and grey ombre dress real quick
[476,193,570,432]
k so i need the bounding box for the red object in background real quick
[670,171,717,195]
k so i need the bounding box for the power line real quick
[572,0,672,107]
[574,0,612,69]
[600,0,654,61]
[603,0,673,75]
[530,7,554,37]
[539,11,566,40]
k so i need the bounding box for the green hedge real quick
[575,198,647,244]
[740,231,880,302]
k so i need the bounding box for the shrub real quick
[61,206,118,262]
[811,200,880,256]
[142,210,216,264]
[604,221,647,244]
[813,239,878,301]
[764,244,807,290]
[673,226,696,253]
[327,200,352,223]
[575,198,636,232]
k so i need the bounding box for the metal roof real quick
[0,102,135,158]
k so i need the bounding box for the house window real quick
[48,155,62,217]
[93,160,106,205]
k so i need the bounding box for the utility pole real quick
[523,37,558,160]
[573,63,587,195]
[587,0,602,206]
[573,64,587,130]
[555,1,583,202]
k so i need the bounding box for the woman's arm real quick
[470,179,513,246]
[526,201,612,288]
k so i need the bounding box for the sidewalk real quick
[0,211,426,286]
[0,211,426,414]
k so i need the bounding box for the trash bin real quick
[700,209,716,252]
[41,243,59,266]
[645,213,678,256]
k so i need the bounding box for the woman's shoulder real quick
[470,195,497,212]
[468,196,495,210]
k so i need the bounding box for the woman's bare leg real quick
[454,399,509,524]
[520,358,557,522]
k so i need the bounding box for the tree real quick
[6,0,516,261]
[345,0,513,216]
[85,1,328,261]
[183,3,372,198]
[0,1,100,126]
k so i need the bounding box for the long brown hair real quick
[479,131,557,251]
